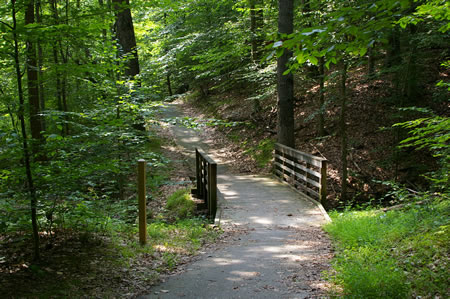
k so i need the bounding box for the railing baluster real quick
[319,160,327,202]
[196,148,201,197]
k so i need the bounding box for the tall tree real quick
[25,0,44,149]
[112,0,140,79]
[276,0,294,147]
[250,0,264,62]
[35,0,45,131]
[339,60,348,201]
[318,56,325,136]
[12,0,40,261]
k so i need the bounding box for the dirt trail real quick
[140,102,332,299]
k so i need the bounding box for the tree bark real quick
[368,45,375,78]
[276,0,294,148]
[98,0,108,41]
[12,0,40,261]
[250,0,263,62]
[385,28,401,68]
[340,61,348,202]
[167,72,173,96]
[36,0,46,132]
[25,0,44,150]
[318,56,325,136]
[404,25,419,103]
[51,0,70,136]
[112,0,140,79]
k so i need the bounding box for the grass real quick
[324,197,449,298]
[165,188,196,220]
[148,218,218,254]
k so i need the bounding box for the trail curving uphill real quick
[140,102,332,299]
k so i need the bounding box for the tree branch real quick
[0,20,13,30]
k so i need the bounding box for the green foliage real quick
[243,138,275,168]
[0,96,170,235]
[165,189,196,220]
[324,198,449,298]
[394,112,449,191]
[398,0,450,33]
[164,116,246,130]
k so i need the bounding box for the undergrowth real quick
[324,196,449,298]
[0,122,221,297]
[242,138,275,168]
[165,188,196,220]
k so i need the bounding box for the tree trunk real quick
[51,0,70,136]
[25,0,44,151]
[98,0,108,41]
[385,28,401,68]
[112,0,140,79]
[61,72,69,136]
[12,0,40,261]
[276,0,294,148]
[404,25,419,103]
[167,72,173,96]
[36,0,46,132]
[52,45,63,113]
[368,45,375,78]
[318,56,325,136]
[250,0,263,62]
[340,61,348,202]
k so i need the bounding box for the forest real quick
[0,0,449,297]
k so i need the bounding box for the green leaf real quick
[276,48,284,58]
[309,55,318,65]
[360,47,368,56]
[296,52,306,64]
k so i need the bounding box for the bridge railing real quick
[274,143,327,202]
[192,147,217,222]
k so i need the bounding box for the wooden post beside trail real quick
[138,159,147,245]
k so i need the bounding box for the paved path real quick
[140,103,330,299]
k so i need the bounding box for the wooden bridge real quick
[190,143,328,224]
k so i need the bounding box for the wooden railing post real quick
[319,160,327,202]
[138,159,147,245]
[196,148,201,197]
[202,159,207,204]
[208,163,217,221]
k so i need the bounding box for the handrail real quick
[193,147,217,222]
[274,143,327,202]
